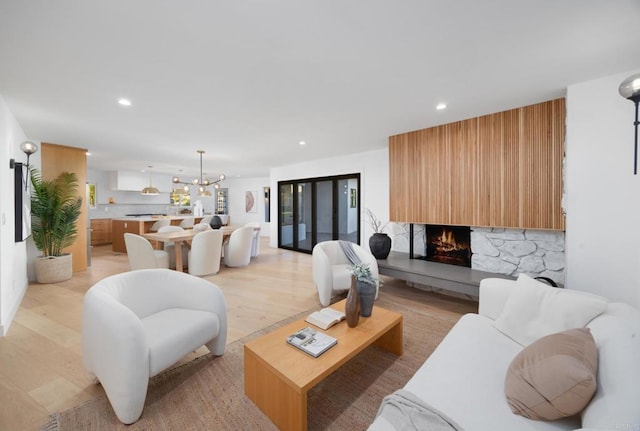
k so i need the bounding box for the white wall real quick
[0,95,31,335]
[565,69,640,308]
[269,148,389,248]
[224,176,270,235]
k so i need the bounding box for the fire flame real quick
[436,229,464,252]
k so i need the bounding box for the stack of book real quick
[286,327,338,357]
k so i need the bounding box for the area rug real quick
[41,293,460,431]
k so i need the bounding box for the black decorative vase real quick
[357,280,376,317]
[369,233,391,259]
[209,215,222,230]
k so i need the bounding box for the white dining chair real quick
[157,225,188,270]
[223,226,254,267]
[245,222,261,258]
[193,222,212,232]
[124,233,169,270]
[200,215,213,225]
[188,230,224,276]
[179,217,194,229]
[149,218,170,232]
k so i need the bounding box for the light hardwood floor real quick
[0,239,477,431]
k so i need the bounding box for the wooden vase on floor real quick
[345,276,360,327]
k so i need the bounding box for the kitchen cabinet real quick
[111,219,145,253]
[90,219,112,245]
[108,170,173,193]
[111,216,204,253]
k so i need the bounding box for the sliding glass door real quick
[278,174,360,253]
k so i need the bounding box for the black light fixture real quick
[172,150,225,197]
[9,141,39,190]
[619,73,640,174]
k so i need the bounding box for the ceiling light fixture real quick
[118,98,131,106]
[299,140,306,146]
[436,103,447,110]
[141,166,160,196]
[172,150,225,197]
[619,73,640,174]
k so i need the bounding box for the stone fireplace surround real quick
[394,224,566,286]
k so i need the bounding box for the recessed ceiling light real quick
[118,98,132,106]
[299,140,306,146]
[436,103,447,110]
[86,151,91,156]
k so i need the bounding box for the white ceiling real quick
[1,1,640,179]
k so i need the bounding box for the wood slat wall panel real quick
[389,135,409,222]
[41,143,88,272]
[388,99,565,230]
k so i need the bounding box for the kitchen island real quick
[111,216,203,253]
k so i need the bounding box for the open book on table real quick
[286,327,338,358]
[305,307,346,330]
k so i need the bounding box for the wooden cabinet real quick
[389,98,565,230]
[111,220,144,253]
[111,217,204,253]
[90,219,112,245]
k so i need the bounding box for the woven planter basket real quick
[34,253,73,284]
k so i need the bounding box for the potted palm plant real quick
[30,169,82,283]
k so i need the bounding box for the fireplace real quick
[411,224,472,267]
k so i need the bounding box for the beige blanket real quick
[374,389,464,431]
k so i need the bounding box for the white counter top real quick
[111,215,200,222]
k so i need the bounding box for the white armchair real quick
[82,269,228,424]
[312,240,379,306]
[223,226,254,267]
[188,230,223,276]
[124,233,169,270]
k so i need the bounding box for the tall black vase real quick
[369,233,391,259]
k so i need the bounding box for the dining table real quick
[142,226,241,272]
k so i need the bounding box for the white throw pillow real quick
[494,274,608,346]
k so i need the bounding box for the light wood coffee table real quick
[244,299,403,431]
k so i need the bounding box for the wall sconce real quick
[9,141,39,189]
[619,73,640,174]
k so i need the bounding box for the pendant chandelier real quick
[172,150,225,197]
[141,166,160,195]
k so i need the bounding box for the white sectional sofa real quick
[369,276,640,431]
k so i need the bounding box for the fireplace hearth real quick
[412,224,472,268]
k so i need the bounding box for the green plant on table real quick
[349,263,380,286]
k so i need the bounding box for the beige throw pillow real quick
[505,328,598,421]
